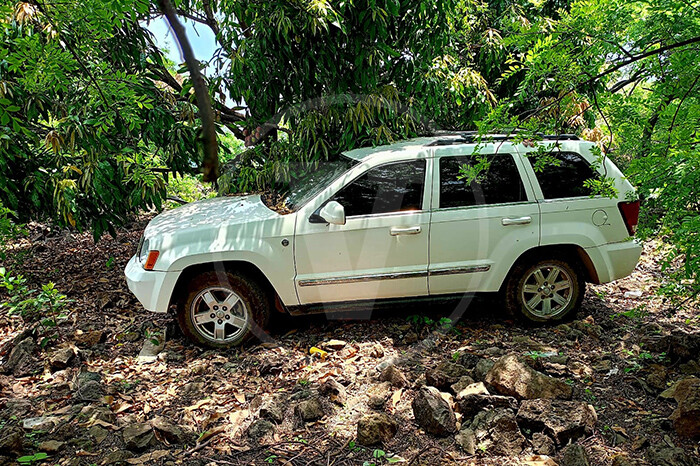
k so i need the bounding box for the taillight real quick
[618,200,640,236]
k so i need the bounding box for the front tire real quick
[505,259,584,323]
[177,271,270,348]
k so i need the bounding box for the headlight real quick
[139,238,149,262]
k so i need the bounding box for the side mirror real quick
[311,201,346,225]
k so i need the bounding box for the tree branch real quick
[159,0,219,182]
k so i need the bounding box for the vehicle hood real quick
[144,195,277,238]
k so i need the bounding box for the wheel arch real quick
[168,261,288,313]
[501,244,600,291]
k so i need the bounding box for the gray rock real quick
[74,330,106,347]
[3,337,38,377]
[248,419,275,442]
[472,358,494,382]
[531,432,555,455]
[517,399,597,446]
[457,352,483,369]
[122,423,155,450]
[426,361,470,390]
[138,330,166,364]
[319,377,347,405]
[357,413,399,446]
[485,354,573,400]
[151,416,193,444]
[22,416,60,431]
[103,450,135,464]
[295,398,324,422]
[259,398,284,424]
[379,364,408,388]
[323,339,347,350]
[645,331,700,362]
[561,444,590,466]
[77,370,101,385]
[88,425,109,444]
[367,382,392,410]
[457,392,518,420]
[0,426,24,455]
[38,440,65,453]
[450,375,476,394]
[75,379,104,402]
[645,445,694,466]
[668,376,700,438]
[411,386,457,436]
[50,348,75,372]
[457,408,526,456]
[80,405,116,425]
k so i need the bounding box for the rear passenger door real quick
[518,147,621,248]
[428,150,540,294]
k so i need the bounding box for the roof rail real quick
[428,131,580,146]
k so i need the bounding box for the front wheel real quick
[177,271,270,348]
[505,259,584,323]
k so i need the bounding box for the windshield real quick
[283,155,359,210]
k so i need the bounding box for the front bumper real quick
[585,239,643,284]
[124,255,178,313]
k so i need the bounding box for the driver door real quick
[294,159,431,305]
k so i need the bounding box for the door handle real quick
[390,226,422,236]
[502,216,532,226]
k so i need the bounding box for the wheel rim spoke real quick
[546,267,560,284]
[552,293,567,306]
[527,294,542,309]
[194,313,216,325]
[221,292,240,311]
[533,269,546,285]
[542,298,552,314]
[201,291,218,310]
[230,315,247,329]
[523,284,539,294]
[214,322,226,340]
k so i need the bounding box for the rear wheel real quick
[505,259,584,322]
[177,271,270,348]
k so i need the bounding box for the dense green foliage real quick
[0,0,699,296]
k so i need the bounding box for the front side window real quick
[332,160,426,217]
[439,155,526,208]
[527,152,598,199]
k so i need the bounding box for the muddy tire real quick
[177,270,270,348]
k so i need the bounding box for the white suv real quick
[125,134,642,348]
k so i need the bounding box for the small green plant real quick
[347,440,362,452]
[105,256,115,269]
[298,379,309,386]
[1,268,70,343]
[525,350,547,360]
[17,452,48,465]
[452,351,461,362]
[264,454,278,463]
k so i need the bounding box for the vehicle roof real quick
[342,134,590,162]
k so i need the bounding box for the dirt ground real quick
[1,218,699,465]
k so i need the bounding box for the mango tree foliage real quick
[482,0,700,297]
[1,0,570,236]
[0,0,206,238]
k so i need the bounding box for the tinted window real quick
[439,155,526,208]
[527,152,598,199]
[332,160,426,216]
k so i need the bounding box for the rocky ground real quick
[1,219,699,466]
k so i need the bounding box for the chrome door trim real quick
[298,270,427,287]
[429,265,491,276]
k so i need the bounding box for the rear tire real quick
[177,270,270,348]
[505,258,584,323]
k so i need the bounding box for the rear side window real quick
[332,160,426,216]
[527,152,598,199]
[439,155,526,208]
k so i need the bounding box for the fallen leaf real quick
[234,392,246,404]
[391,388,402,407]
[198,424,227,444]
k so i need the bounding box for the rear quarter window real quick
[527,151,599,199]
